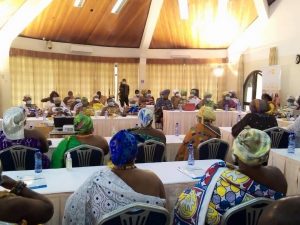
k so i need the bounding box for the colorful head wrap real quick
[233,128,271,166]
[138,108,154,127]
[197,106,216,122]
[109,130,139,166]
[250,99,269,113]
[3,107,26,140]
[74,114,93,134]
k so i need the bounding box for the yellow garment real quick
[82,107,95,116]
[92,103,104,111]
[266,101,276,115]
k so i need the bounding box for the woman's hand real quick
[0,175,18,190]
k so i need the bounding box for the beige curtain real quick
[9,49,139,108]
[146,63,226,101]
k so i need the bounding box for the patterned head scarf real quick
[138,108,153,127]
[109,130,139,166]
[197,106,216,122]
[74,114,93,134]
[250,99,269,113]
[81,97,89,107]
[233,128,271,166]
[3,107,26,140]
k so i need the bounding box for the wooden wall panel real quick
[150,0,258,49]
[20,0,151,48]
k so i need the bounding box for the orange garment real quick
[175,123,221,161]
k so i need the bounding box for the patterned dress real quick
[173,162,284,225]
[0,131,50,169]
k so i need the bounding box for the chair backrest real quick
[264,127,289,148]
[65,144,104,167]
[0,145,37,171]
[221,197,274,225]
[98,203,170,225]
[135,140,166,163]
[197,138,229,160]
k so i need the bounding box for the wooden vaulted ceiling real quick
[19,0,258,49]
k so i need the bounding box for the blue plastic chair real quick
[0,145,37,171]
[98,203,170,225]
[64,144,104,167]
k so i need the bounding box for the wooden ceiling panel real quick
[20,0,151,48]
[150,0,258,49]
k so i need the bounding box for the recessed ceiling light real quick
[73,0,85,8]
[111,0,128,14]
[178,0,189,20]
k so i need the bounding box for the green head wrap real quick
[74,114,93,134]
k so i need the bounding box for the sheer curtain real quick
[9,49,139,108]
[146,63,226,100]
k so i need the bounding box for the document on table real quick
[177,166,204,179]
[17,174,47,189]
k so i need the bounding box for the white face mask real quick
[175,93,180,97]
[225,96,230,100]
[108,102,115,107]
[206,98,211,101]
[122,82,126,84]
[136,94,140,97]
[287,102,292,107]
[26,100,32,104]
[190,93,194,97]
[75,99,81,103]
[147,94,151,97]
[94,98,99,101]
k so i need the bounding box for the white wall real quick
[237,0,300,103]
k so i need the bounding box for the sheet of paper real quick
[17,174,47,189]
[177,166,204,179]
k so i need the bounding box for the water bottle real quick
[43,110,47,121]
[104,110,108,119]
[287,112,291,121]
[237,114,242,122]
[34,151,42,173]
[288,132,296,154]
[225,104,229,111]
[35,110,39,118]
[112,127,117,136]
[66,152,72,170]
[179,104,182,112]
[237,101,242,113]
[187,144,195,166]
[175,122,180,136]
[135,123,139,128]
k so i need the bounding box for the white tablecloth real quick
[2,160,219,225]
[277,118,294,128]
[268,148,300,195]
[48,135,185,162]
[163,110,247,135]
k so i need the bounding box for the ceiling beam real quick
[139,0,164,51]
[254,0,269,20]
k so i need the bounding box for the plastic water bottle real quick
[34,151,42,173]
[35,110,39,118]
[287,112,291,121]
[288,132,296,154]
[175,122,180,136]
[237,101,242,113]
[135,123,139,128]
[112,127,117,136]
[66,152,72,170]
[104,110,108,119]
[187,144,195,166]
[225,104,229,111]
[237,114,242,122]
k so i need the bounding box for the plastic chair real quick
[98,203,170,225]
[135,140,166,163]
[65,144,104,167]
[221,197,274,225]
[264,127,289,148]
[0,145,37,171]
[197,138,229,160]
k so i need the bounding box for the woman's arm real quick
[0,176,53,224]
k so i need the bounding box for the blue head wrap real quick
[138,108,153,127]
[109,130,139,166]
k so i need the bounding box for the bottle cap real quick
[67,152,71,159]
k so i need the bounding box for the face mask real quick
[108,102,115,107]
[225,96,230,100]
[190,94,194,97]
[26,100,31,104]
[75,99,81,103]
[160,95,163,98]
[94,98,99,101]
[175,93,180,97]
[122,82,126,84]
[287,102,292,107]
[147,94,151,97]
[136,94,140,97]
[206,98,211,101]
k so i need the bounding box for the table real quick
[277,118,294,128]
[163,110,247,135]
[268,148,300,195]
[47,135,185,162]
[2,160,220,225]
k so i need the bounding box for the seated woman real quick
[63,130,166,225]
[217,91,237,110]
[80,97,95,116]
[174,128,287,225]
[232,99,278,138]
[129,108,166,144]
[49,97,71,117]
[199,92,217,109]
[23,95,40,117]
[171,90,182,109]
[0,166,53,224]
[0,107,50,168]
[262,93,277,115]
[175,106,221,161]
[51,114,109,168]
[90,95,104,111]
[100,97,121,116]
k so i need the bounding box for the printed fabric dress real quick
[173,161,284,225]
